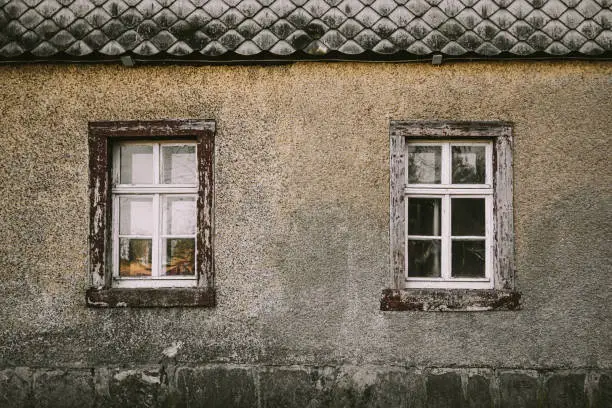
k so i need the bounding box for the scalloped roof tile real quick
[0,0,610,60]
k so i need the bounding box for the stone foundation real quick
[1,365,610,408]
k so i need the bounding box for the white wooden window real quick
[385,121,517,311]
[405,141,493,289]
[111,141,198,288]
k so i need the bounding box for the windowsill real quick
[112,278,198,289]
[86,287,215,308]
[380,288,521,311]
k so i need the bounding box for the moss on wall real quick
[0,61,610,369]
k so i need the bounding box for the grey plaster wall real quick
[0,61,610,373]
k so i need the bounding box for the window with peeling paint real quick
[86,120,216,308]
[382,121,520,311]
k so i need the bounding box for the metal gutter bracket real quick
[120,55,135,67]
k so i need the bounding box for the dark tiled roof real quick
[0,0,611,60]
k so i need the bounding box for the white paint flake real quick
[113,370,161,384]
[113,370,138,381]
[141,373,161,384]
[162,341,184,358]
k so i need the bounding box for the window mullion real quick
[153,143,160,185]
[153,193,160,278]
[486,142,493,186]
[486,194,493,286]
[111,145,120,283]
[153,144,161,278]
[441,143,451,185]
[404,192,409,281]
[112,195,119,280]
[441,194,451,280]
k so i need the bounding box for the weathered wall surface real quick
[1,365,611,408]
[0,61,610,406]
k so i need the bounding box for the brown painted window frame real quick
[86,119,216,308]
[381,120,521,311]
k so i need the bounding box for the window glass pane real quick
[408,239,441,277]
[162,145,196,184]
[162,238,195,276]
[408,146,441,184]
[451,198,485,236]
[119,196,153,235]
[452,146,486,184]
[408,198,441,236]
[452,240,485,277]
[119,238,152,277]
[120,145,153,184]
[163,196,196,235]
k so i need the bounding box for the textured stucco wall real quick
[0,61,610,371]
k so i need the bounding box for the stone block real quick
[32,369,94,408]
[466,374,491,408]
[543,373,586,408]
[260,367,320,408]
[325,367,426,408]
[260,366,426,408]
[0,368,32,408]
[330,367,425,408]
[499,372,539,408]
[426,372,463,408]
[358,369,426,408]
[97,368,166,408]
[593,373,612,408]
[175,366,257,408]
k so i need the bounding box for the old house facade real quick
[0,0,611,406]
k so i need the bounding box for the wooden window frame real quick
[382,121,520,311]
[86,120,216,308]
